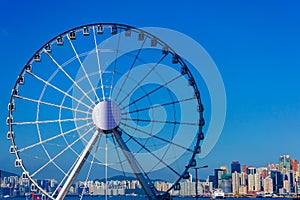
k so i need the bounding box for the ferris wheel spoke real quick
[31,125,95,177]
[14,95,91,115]
[28,71,93,110]
[108,31,121,100]
[44,51,97,106]
[119,122,194,152]
[119,127,181,177]
[121,117,199,126]
[117,54,168,107]
[13,117,91,125]
[114,37,147,102]
[92,26,105,100]
[17,122,93,153]
[67,35,100,103]
[121,96,195,115]
[120,74,183,111]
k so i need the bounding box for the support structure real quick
[56,131,99,200]
[113,128,157,200]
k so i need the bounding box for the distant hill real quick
[0,170,19,178]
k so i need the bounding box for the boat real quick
[211,188,225,199]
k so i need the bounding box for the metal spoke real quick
[108,30,121,100]
[14,95,90,115]
[31,125,95,177]
[114,37,147,101]
[117,54,168,107]
[120,74,183,111]
[13,117,91,125]
[119,127,181,176]
[44,50,97,106]
[92,25,105,100]
[120,122,193,152]
[67,35,100,103]
[121,96,195,115]
[122,117,199,126]
[28,71,93,110]
[17,122,93,153]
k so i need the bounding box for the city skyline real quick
[1,0,300,182]
[2,153,300,197]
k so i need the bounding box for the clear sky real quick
[1,0,300,179]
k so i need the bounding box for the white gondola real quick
[97,25,104,34]
[15,159,22,168]
[12,88,18,96]
[44,44,52,53]
[69,31,76,40]
[197,104,204,112]
[9,146,16,154]
[8,102,15,112]
[83,26,89,36]
[189,158,196,167]
[181,65,187,75]
[194,91,200,98]
[111,25,117,34]
[7,131,14,140]
[138,31,144,41]
[196,145,201,154]
[182,171,190,179]
[198,132,204,140]
[151,38,157,47]
[18,76,24,85]
[199,118,205,126]
[34,53,41,62]
[162,46,168,54]
[6,116,13,125]
[30,183,37,192]
[188,78,195,86]
[172,55,179,64]
[57,36,63,45]
[25,64,32,72]
[125,28,131,37]
[22,171,29,179]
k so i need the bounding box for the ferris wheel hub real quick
[92,101,122,131]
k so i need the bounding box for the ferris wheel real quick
[7,23,205,200]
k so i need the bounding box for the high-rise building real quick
[242,164,247,173]
[270,170,283,193]
[231,161,241,173]
[247,167,257,175]
[232,171,240,194]
[214,169,226,189]
[263,177,273,194]
[279,155,291,171]
[291,159,298,172]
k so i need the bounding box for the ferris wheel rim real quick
[7,22,205,198]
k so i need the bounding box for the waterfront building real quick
[214,169,226,188]
[232,171,240,194]
[220,174,232,193]
[263,177,273,194]
[270,170,283,194]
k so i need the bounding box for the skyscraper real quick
[290,159,298,172]
[214,169,226,188]
[279,155,291,171]
[231,161,241,173]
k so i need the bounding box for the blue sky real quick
[1,0,300,179]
